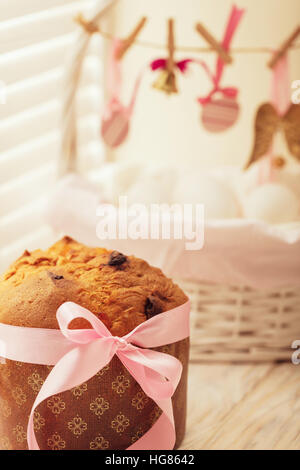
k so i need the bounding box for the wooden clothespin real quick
[74,13,99,34]
[195,22,232,64]
[268,25,300,68]
[116,17,147,60]
[153,18,178,94]
[167,18,175,73]
[74,1,116,35]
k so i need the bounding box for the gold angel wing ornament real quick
[245,103,279,169]
[282,104,300,161]
[245,102,300,169]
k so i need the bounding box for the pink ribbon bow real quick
[0,301,190,450]
[198,85,238,105]
[150,58,193,73]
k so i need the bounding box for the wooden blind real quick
[0,0,105,271]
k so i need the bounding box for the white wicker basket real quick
[58,4,300,364]
[179,280,300,363]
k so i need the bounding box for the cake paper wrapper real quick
[0,302,190,450]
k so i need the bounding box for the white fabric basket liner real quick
[46,174,300,290]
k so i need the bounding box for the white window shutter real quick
[0,0,106,271]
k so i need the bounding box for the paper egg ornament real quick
[101,104,129,148]
[173,173,240,219]
[201,97,240,133]
[243,183,300,224]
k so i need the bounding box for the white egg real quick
[126,167,177,205]
[173,173,241,219]
[279,168,300,200]
[237,161,262,197]
[243,183,300,224]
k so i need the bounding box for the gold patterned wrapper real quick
[0,339,189,450]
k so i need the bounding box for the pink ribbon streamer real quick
[197,5,245,105]
[257,53,291,185]
[0,301,190,450]
[271,53,290,117]
[103,38,144,120]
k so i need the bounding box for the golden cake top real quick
[0,237,187,336]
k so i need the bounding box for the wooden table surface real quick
[180,363,300,450]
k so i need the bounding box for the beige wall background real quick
[109,0,300,169]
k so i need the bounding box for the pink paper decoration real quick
[201,96,240,133]
[101,99,130,148]
[197,5,244,133]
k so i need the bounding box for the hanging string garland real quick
[75,13,300,56]
[74,6,300,149]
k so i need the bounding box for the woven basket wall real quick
[60,3,300,364]
[178,280,300,363]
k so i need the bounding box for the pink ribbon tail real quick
[107,38,124,100]
[103,38,146,126]
[215,5,245,83]
[127,66,146,117]
[197,4,245,104]
[271,53,290,117]
[257,53,291,186]
[13,300,190,450]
